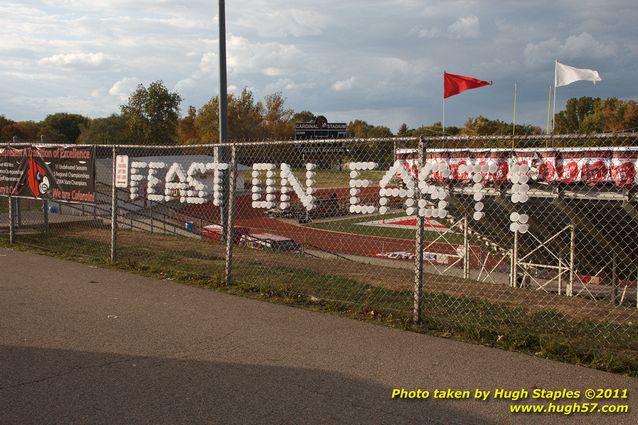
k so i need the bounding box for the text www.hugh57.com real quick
[510,402,629,415]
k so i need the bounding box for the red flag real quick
[444,72,492,99]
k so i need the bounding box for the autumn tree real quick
[2,123,31,142]
[259,92,294,139]
[397,123,410,136]
[193,96,219,143]
[18,121,42,140]
[367,125,392,138]
[404,122,461,137]
[121,80,182,145]
[0,115,13,131]
[1,121,40,142]
[0,115,15,141]
[177,106,198,144]
[77,114,131,145]
[554,97,638,134]
[461,116,500,135]
[346,120,392,138]
[554,97,600,133]
[460,116,541,136]
[343,119,393,164]
[228,88,263,141]
[347,120,370,138]
[290,110,316,124]
[600,98,638,132]
[194,88,298,143]
[41,113,90,143]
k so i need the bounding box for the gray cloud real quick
[38,52,112,69]
[524,32,617,67]
[0,0,636,132]
[448,16,480,39]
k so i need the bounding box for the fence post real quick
[217,144,229,242]
[9,132,16,236]
[511,230,518,287]
[110,146,118,262]
[557,257,562,296]
[568,224,575,297]
[8,197,14,244]
[463,215,470,279]
[224,144,237,286]
[17,198,22,228]
[413,136,425,325]
[149,201,154,233]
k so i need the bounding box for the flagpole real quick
[545,84,552,147]
[442,98,445,136]
[546,86,552,135]
[512,82,517,146]
[552,60,557,134]
[442,70,446,137]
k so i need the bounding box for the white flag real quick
[555,61,601,87]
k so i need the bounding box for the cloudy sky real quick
[1,0,636,132]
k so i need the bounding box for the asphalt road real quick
[0,247,636,424]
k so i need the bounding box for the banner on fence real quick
[0,146,96,202]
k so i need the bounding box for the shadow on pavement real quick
[0,344,494,425]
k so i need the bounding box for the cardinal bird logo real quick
[27,154,49,197]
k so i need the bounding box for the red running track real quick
[180,190,490,267]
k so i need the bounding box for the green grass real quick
[244,168,385,189]
[2,230,637,377]
[307,213,465,244]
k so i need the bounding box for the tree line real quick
[1,80,636,145]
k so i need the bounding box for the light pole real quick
[218,0,228,146]
[218,0,229,240]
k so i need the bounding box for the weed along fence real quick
[2,134,638,371]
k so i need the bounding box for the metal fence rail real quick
[2,134,638,361]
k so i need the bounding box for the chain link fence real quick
[2,135,638,369]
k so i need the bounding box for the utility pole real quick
[218,0,228,146]
[218,0,229,240]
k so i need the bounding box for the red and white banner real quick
[536,149,559,183]
[427,151,449,183]
[610,147,638,188]
[394,147,638,187]
[448,150,472,183]
[487,150,510,185]
[579,149,611,186]
[557,149,583,184]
